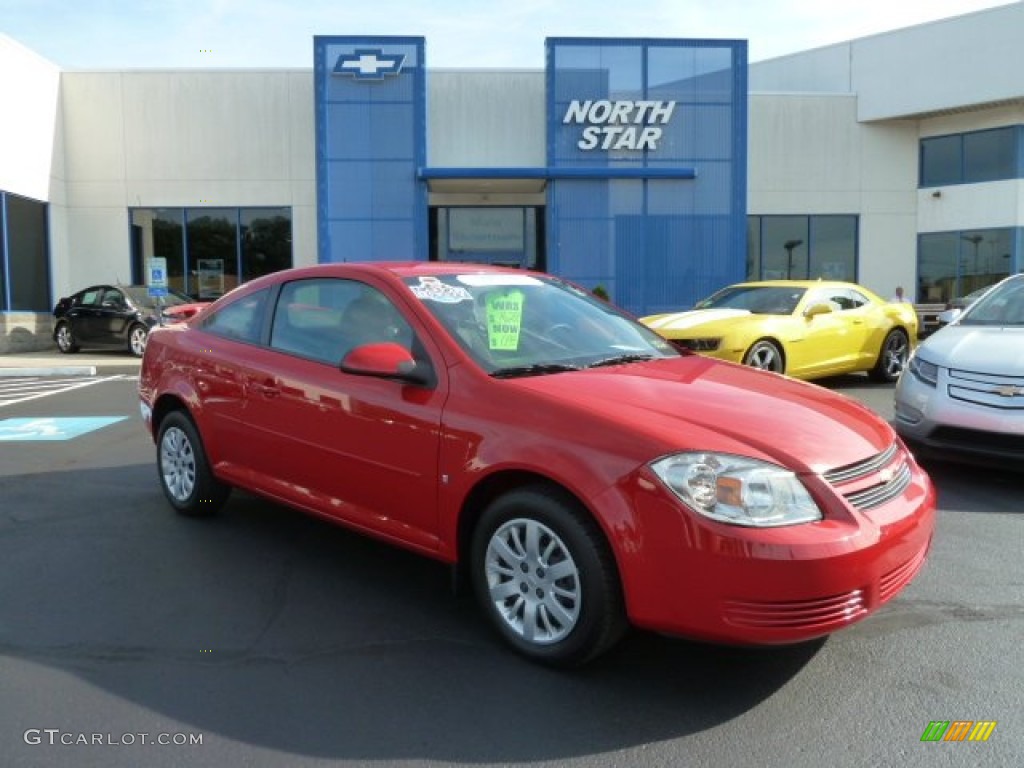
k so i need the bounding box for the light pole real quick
[784,239,804,279]
[961,234,983,293]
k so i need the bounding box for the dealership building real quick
[2,3,1023,351]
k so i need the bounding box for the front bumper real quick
[601,452,936,645]
[894,367,1024,464]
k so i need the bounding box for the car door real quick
[241,277,447,552]
[70,287,107,344]
[794,287,873,377]
[95,287,135,345]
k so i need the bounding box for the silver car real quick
[894,272,1024,465]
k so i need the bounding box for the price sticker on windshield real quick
[486,290,524,350]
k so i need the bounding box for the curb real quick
[0,366,100,377]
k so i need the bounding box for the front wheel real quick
[128,324,149,357]
[54,321,79,353]
[470,486,626,667]
[156,410,229,517]
[870,329,909,383]
[742,339,784,373]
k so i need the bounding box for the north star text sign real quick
[562,99,677,151]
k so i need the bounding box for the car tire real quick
[742,339,784,373]
[470,486,627,667]
[54,321,79,353]
[869,329,909,383]
[128,323,149,357]
[156,410,230,517]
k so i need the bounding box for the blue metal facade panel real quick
[314,36,427,263]
[546,38,747,315]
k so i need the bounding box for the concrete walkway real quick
[0,349,142,377]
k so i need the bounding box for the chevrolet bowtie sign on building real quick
[332,49,406,80]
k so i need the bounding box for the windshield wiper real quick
[588,354,657,368]
[490,363,581,379]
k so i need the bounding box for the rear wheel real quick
[742,339,784,373]
[470,486,626,667]
[156,410,229,517]
[128,323,149,357]
[870,329,909,382]
[54,321,79,353]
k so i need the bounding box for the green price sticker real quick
[486,290,525,350]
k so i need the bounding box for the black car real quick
[52,285,207,356]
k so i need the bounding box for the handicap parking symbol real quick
[0,417,128,441]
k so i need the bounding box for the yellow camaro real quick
[641,280,919,382]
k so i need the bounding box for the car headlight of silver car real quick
[907,355,938,387]
[650,452,822,527]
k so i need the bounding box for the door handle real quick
[253,379,280,398]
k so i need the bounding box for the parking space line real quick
[0,374,128,408]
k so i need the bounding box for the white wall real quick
[428,70,545,167]
[54,69,317,296]
[0,35,61,202]
[748,93,920,297]
[751,3,1024,123]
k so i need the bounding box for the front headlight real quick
[650,452,822,527]
[907,354,938,387]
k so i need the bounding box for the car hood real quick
[643,308,754,334]
[918,325,1024,373]
[512,356,892,476]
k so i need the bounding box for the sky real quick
[1,0,1019,69]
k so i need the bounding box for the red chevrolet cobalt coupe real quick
[138,263,935,666]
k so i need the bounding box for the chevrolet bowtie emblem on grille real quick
[333,49,405,80]
[993,384,1024,397]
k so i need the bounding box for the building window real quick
[0,191,50,312]
[917,228,1016,304]
[432,207,543,270]
[131,207,292,299]
[920,126,1021,187]
[747,215,857,282]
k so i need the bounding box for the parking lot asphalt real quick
[0,349,141,377]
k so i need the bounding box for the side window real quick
[809,289,852,312]
[847,289,870,309]
[79,289,102,308]
[101,288,125,309]
[339,285,414,355]
[270,278,354,363]
[269,278,416,364]
[201,288,269,343]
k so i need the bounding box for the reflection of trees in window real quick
[153,218,184,281]
[242,212,292,280]
[187,211,238,297]
[131,207,292,297]
[187,215,237,262]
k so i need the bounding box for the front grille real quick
[723,590,867,630]
[843,462,912,510]
[824,443,898,484]
[674,338,721,351]
[823,442,912,512]
[948,368,1024,410]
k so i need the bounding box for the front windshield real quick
[405,273,680,375]
[694,285,806,315]
[958,275,1024,326]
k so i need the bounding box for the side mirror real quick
[804,302,834,318]
[341,342,433,386]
